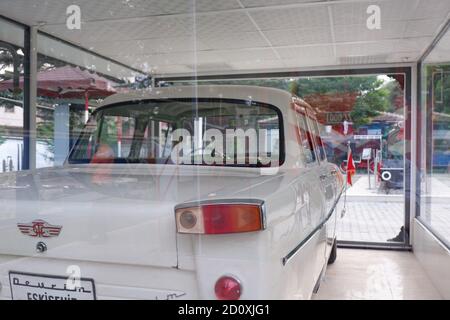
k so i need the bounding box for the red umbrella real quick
[0,65,117,121]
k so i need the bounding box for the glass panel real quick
[68,99,282,167]
[298,75,406,244]
[191,74,407,243]
[0,18,25,172]
[309,117,327,162]
[420,29,450,247]
[35,36,147,168]
[295,111,316,164]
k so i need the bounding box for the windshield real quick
[68,98,284,167]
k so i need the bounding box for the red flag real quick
[347,146,356,186]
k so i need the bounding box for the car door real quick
[306,112,335,214]
[293,101,328,282]
[306,109,337,261]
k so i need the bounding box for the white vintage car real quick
[0,85,344,300]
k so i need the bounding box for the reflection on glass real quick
[188,75,406,243]
[0,35,24,172]
[420,29,450,246]
[69,99,282,167]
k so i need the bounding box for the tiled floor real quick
[421,174,450,244]
[314,249,442,300]
[337,201,403,242]
[337,174,404,243]
[338,174,450,243]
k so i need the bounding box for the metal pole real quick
[17,143,20,170]
[23,25,38,170]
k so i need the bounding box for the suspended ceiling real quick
[0,0,449,77]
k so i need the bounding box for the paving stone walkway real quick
[337,201,404,243]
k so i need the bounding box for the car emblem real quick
[17,219,62,238]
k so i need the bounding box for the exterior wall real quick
[0,138,53,171]
[0,105,22,128]
[413,219,450,299]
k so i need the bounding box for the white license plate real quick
[9,271,96,300]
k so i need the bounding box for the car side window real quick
[295,111,316,164]
[309,117,327,162]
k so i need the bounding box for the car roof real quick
[97,85,294,112]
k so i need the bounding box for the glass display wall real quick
[0,18,25,172]
[174,72,410,245]
[419,26,450,247]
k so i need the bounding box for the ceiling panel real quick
[228,58,285,70]
[195,12,257,34]
[42,18,195,45]
[385,51,421,63]
[276,45,335,60]
[83,36,205,56]
[407,0,450,20]
[404,19,447,38]
[0,0,242,25]
[264,27,333,46]
[338,54,389,65]
[336,38,431,62]
[241,0,324,7]
[249,6,330,30]
[216,48,280,62]
[334,21,407,42]
[108,50,224,73]
[197,31,267,50]
[331,0,413,25]
[425,30,450,63]
[336,41,396,57]
[282,56,338,68]
[0,0,449,76]
[393,37,433,54]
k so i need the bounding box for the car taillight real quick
[175,200,265,234]
[215,276,242,300]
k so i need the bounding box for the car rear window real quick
[68,98,284,167]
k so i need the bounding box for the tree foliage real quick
[428,64,450,115]
[294,76,382,96]
[196,75,402,127]
[350,86,389,127]
[0,126,6,145]
[290,76,398,127]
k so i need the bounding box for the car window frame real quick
[306,109,327,164]
[292,100,320,167]
[67,98,286,167]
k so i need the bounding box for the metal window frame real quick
[22,25,38,170]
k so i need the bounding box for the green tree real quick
[0,126,6,146]
[428,64,450,115]
[186,75,402,127]
[350,86,389,127]
[293,76,381,96]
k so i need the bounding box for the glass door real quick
[294,73,409,246]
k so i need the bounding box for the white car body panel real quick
[0,85,344,300]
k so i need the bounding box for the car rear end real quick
[0,86,292,300]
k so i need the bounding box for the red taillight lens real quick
[175,201,264,234]
[202,204,262,234]
[215,276,241,300]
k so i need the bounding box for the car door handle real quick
[320,174,328,180]
[330,170,337,175]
